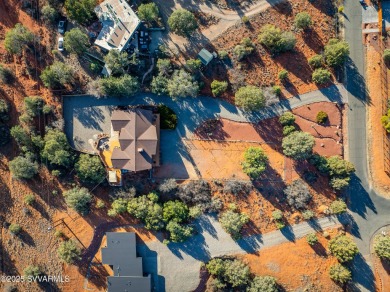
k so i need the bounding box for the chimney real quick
[138,148,144,153]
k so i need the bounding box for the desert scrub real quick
[316,111,328,124]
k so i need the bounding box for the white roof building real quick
[94,0,141,52]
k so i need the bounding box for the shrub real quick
[329,264,352,284]
[9,156,38,179]
[282,125,295,136]
[306,233,318,245]
[330,200,347,214]
[96,199,105,209]
[167,70,199,98]
[4,24,34,55]
[211,80,228,97]
[41,5,58,24]
[163,200,189,223]
[24,194,35,205]
[282,131,315,160]
[157,105,177,130]
[75,154,106,184]
[41,129,73,168]
[373,234,390,259]
[224,259,250,287]
[0,65,14,84]
[218,50,229,59]
[330,177,350,191]
[327,156,355,178]
[308,54,323,69]
[156,59,171,75]
[158,178,178,194]
[258,24,296,53]
[384,49,390,63]
[284,179,312,210]
[381,109,390,133]
[316,111,328,124]
[278,69,288,81]
[65,0,96,24]
[168,9,198,36]
[272,85,282,96]
[294,12,312,30]
[63,187,92,215]
[108,198,128,216]
[103,50,130,76]
[151,75,169,95]
[206,258,226,276]
[241,147,268,179]
[223,180,252,196]
[241,16,249,24]
[219,209,249,239]
[248,276,278,292]
[324,39,350,67]
[338,6,344,13]
[57,240,81,264]
[279,111,295,126]
[178,180,212,210]
[235,85,265,111]
[272,210,283,220]
[138,3,159,22]
[189,206,202,218]
[165,221,193,243]
[309,154,329,174]
[312,68,331,84]
[9,223,21,234]
[329,235,359,262]
[302,210,315,220]
[233,38,254,61]
[40,61,73,88]
[99,74,139,97]
[23,265,40,278]
[186,59,202,71]
[0,99,9,121]
[64,28,89,55]
[54,230,64,238]
[24,96,45,118]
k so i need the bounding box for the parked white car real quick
[58,37,64,51]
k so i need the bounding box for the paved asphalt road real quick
[344,1,390,291]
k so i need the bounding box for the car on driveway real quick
[58,20,67,34]
[58,37,64,51]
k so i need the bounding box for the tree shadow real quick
[236,232,263,254]
[38,271,61,291]
[195,214,219,239]
[347,174,377,219]
[302,28,326,54]
[348,253,377,292]
[345,57,370,104]
[280,224,296,242]
[167,233,211,262]
[18,230,35,247]
[309,0,336,16]
[311,241,328,257]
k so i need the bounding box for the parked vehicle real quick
[58,20,67,34]
[58,37,64,51]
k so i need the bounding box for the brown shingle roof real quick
[111,109,158,172]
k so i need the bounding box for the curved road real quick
[344,1,390,291]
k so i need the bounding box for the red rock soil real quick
[200,0,337,101]
[194,102,343,235]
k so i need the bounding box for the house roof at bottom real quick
[198,48,213,65]
[107,276,151,292]
[110,109,158,172]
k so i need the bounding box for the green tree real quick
[374,234,390,259]
[235,85,265,111]
[283,125,296,136]
[9,156,38,179]
[284,179,312,210]
[23,265,41,277]
[294,12,312,30]
[40,61,73,88]
[329,264,352,284]
[65,0,96,24]
[168,9,198,36]
[11,125,31,147]
[41,5,58,24]
[156,59,171,76]
[308,54,323,68]
[41,129,73,167]
[330,200,347,214]
[279,111,295,126]
[329,235,359,263]
[75,154,105,183]
[57,240,81,264]
[186,59,202,71]
[211,80,228,97]
[167,70,199,98]
[381,109,390,133]
[316,111,328,123]
[4,24,34,55]
[324,39,350,67]
[0,64,14,84]
[151,75,169,95]
[233,37,254,61]
[144,203,165,230]
[327,156,355,178]
[302,210,314,220]
[224,259,250,287]
[330,177,350,191]
[24,96,44,117]
[312,68,331,84]
[278,69,288,81]
[163,200,189,223]
[206,258,226,277]
[9,223,21,234]
[64,28,89,55]
[219,209,249,239]
[384,49,390,63]
[166,221,193,243]
[0,99,9,122]
[108,198,128,216]
[248,276,278,292]
[258,24,296,53]
[24,194,35,205]
[306,233,318,245]
[282,131,315,160]
[138,3,159,22]
[63,187,92,215]
[103,50,130,76]
[99,74,139,97]
[241,147,268,179]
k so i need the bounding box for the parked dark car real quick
[58,20,67,34]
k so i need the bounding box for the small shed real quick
[198,48,214,66]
